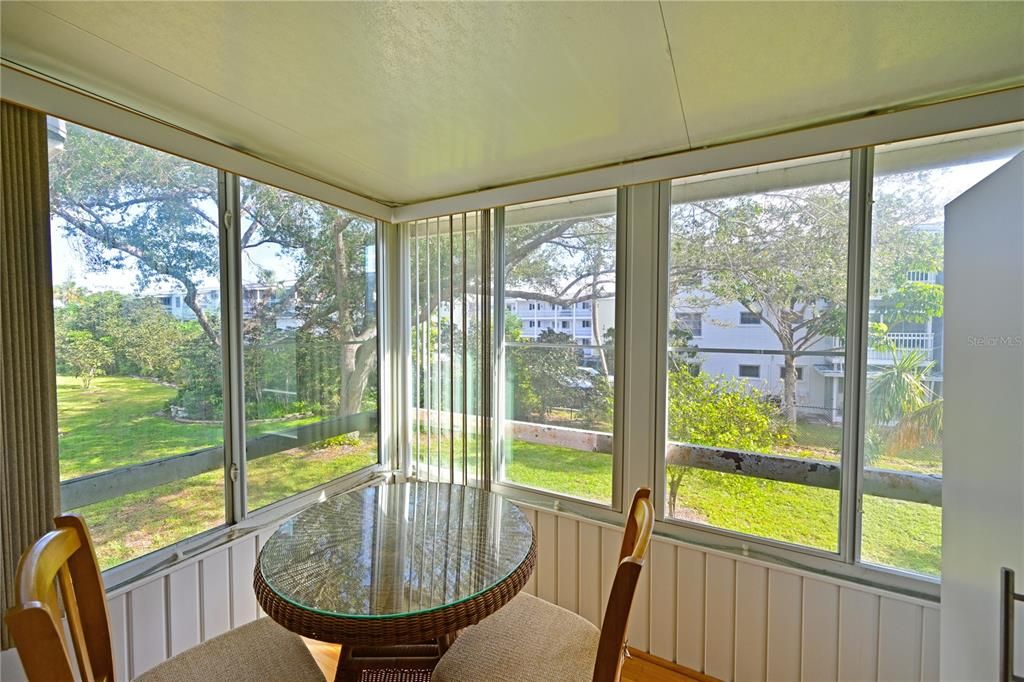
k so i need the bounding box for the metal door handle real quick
[1003,567,1024,682]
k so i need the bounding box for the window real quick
[664,153,850,552]
[528,320,535,328]
[780,366,805,381]
[46,119,383,572]
[240,179,379,512]
[738,364,761,378]
[50,120,225,569]
[501,189,618,505]
[675,312,702,337]
[408,213,487,485]
[860,123,1024,577]
[528,303,536,310]
[739,311,761,325]
[581,320,592,328]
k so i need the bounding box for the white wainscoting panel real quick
[520,506,940,682]
[0,506,940,682]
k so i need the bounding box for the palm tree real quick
[865,350,942,463]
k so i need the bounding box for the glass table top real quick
[258,482,535,619]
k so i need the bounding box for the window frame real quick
[46,122,389,584]
[737,364,762,378]
[29,70,1021,601]
[649,148,941,598]
[489,194,626,516]
[739,311,762,325]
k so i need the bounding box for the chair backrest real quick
[593,487,654,682]
[5,514,115,682]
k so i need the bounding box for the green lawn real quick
[505,437,941,577]
[59,376,940,576]
[57,375,376,568]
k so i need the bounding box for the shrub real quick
[665,367,789,515]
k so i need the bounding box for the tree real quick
[239,180,378,416]
[665,366,789,515]
[54,289,197,383]
[50,124,379,420]
[527,329,583,419]
[671,177,943,423]
[865,350,941,462]
[504,214,617,376]
[58,330,114,388]
[50,125,222,346]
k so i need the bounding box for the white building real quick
[504,296,616,361]
[506,261,942,424]
[153,283,302,330]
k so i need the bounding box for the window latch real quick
[222,209,233,232]
[229,462,239,483]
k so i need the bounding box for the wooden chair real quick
[432,488,655,682]
[5,513,324,682]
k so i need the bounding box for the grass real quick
[505,436,940,577]
[504,440,614,503]
[57,375,376,568]
[59,376,941,576]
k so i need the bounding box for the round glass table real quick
[254,481,536,679]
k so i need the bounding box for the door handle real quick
[1003,567,1024,682]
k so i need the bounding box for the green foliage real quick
[665,366,789,515]
[874,281,944,326]
[315,433,361,449]
[50,123,380,423]
[667,367,788,451]
[504,313,542,420]
[670,178,944,423]
[529,330,583,417]
[57,330,114,388]
[865,351,942,463]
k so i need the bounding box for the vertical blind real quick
[407,211,493,488]
[0,102,60,649]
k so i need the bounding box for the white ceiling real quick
[2,1,1022,206]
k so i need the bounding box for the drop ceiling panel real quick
[2,1,685,204]
[662,2,1024,147]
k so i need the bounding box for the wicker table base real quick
[336,639,453,682]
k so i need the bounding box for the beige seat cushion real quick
[136,616,324,682]
[433,592,600,682]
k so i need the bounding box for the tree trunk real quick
[591,271,609,376]
[782,351,798,423]
[339,338,376,416]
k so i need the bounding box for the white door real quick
[941,152,1024,682]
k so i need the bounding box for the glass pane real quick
[501,190,617,505]
[240,180,379,511]
[409,214,485,486]
[49,119,224,569]
[665,153,851,552]
[863,123,1024,577]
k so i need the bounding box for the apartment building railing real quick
[831,332,936,366]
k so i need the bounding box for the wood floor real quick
[303,638,706,682]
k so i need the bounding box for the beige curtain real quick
[0,101,60,649]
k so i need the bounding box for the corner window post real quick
[840,147,874,564]
[218,171,247,523]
